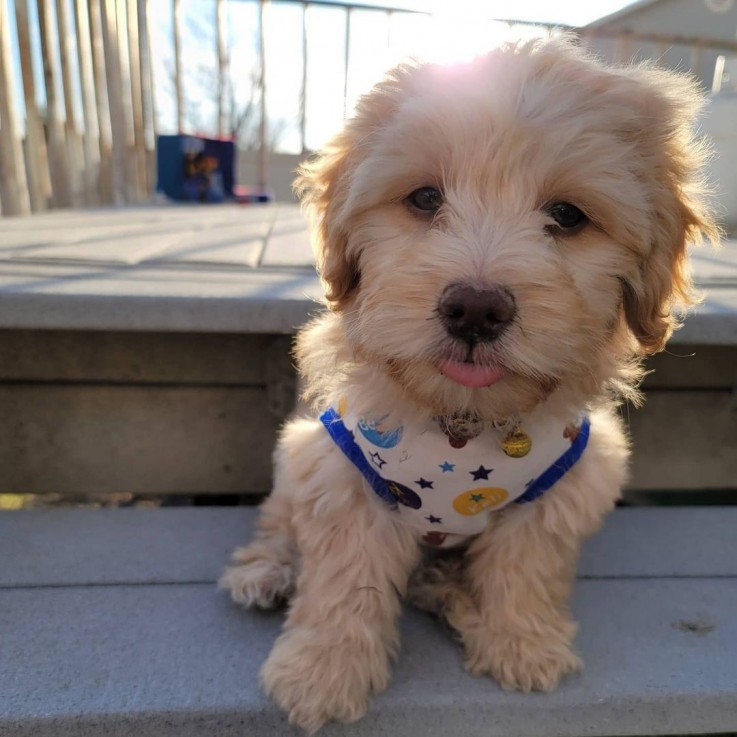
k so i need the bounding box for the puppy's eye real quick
[547,203,588,231]
[407,187,443,213]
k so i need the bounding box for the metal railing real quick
[2,0,736,218]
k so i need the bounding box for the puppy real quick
[220,37,716,731]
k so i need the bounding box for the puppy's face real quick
[298,40,715,418]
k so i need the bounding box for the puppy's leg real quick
[219,419,315,609]
[455,411,628,691]
[460,505,583,691]
[219,491,296,609]
[263,475,419,731]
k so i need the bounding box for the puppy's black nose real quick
[438,283,516,343]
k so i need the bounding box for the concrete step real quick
[1,330,734,498]
[1,507,736,736]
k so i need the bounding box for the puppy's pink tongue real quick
[439,360,506,388]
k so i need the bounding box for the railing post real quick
[73,0,103,207]
[691,41,704,87]
[55,0,85,206]
[172,0,183,132]
[126,0,148,197]
[300,1,307,154]
[100,0,130,204]
[87,0,114,204]
[614,31,633,64]
[13,0,52,213]
[342,5,351,118]
[37,0,73,208]
[386,9,392,57]
[712,54,726,93]
[0,0,31,216]
[217,0,227,138]
[258,0,268,190]
[114,0,139,201]
[139,0,157,189]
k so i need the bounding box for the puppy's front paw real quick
[262,627,388,732]
[218,548,294,609]
[466,631,582,692]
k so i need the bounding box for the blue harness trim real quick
[319,407,590,510]
[515,417,590,503]
[320,407,397,507]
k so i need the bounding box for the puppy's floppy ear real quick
[294,134,360,311]
[616,67,720,354]
[294,64,417,311]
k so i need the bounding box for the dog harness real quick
[320,401,590,547]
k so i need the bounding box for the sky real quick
[5,0,643,155]
[147,0,643,153]
[313,0,642,25]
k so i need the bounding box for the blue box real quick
[156,135,236,203]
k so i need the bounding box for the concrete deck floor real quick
[0,203,736,341]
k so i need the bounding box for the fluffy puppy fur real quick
[220,37,717,732]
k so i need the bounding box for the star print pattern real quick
[415,477,434,489]
[470,464,493,480]
[369,451,386,469]
[439,461,455,472]
[426,515,442,524]
[470,493,484,502]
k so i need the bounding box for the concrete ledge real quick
[0,263,322,335]
[0,264,735,342]
[1,507,736,736]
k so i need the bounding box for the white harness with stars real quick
[320,402,590,547]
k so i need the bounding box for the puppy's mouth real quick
[437,359,506,388]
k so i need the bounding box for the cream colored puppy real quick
[221,37,716,732]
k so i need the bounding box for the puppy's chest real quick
[320,403,589,548]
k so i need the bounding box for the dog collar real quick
[320,402,590,546]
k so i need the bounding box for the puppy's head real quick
[296,38,717,418]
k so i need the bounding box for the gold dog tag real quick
[501,428,532,458]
